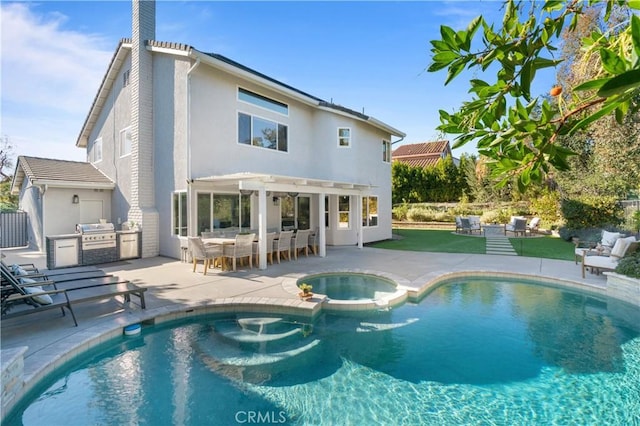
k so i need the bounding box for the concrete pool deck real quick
[0,244,617,417]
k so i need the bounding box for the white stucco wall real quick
[17,180,42,251]
[44,188,112,237]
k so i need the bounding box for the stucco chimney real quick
[129,0,159,258]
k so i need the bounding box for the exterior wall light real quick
[72,194,80,204]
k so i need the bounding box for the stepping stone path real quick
[483,225,518,256]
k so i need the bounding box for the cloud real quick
[1,3,112,160]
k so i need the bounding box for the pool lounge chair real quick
[1,264,146,326]
[581,239,637,278]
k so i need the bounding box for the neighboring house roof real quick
[11,156,115,195]
[391,141,454,168]
[76,39,404,148]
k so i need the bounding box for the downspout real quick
[391,136,405,145]
[186,56,200,182]
[186,56,200,238]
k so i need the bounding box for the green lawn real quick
[367,229,575,261]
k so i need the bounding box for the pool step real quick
[485,236,518,256]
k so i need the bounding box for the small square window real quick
[338,127,351,147]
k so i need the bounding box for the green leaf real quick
[543,0,565,12]
[573,77,610,92]
[569,98,622,135]
[430,40,450,51]
[520,61,532,100]
[597,69,640,97]
[632,14,640,58]
[599,48,628,75]
[531,57,561,70]
[444,59,466,85]
[440,26,458,49]
[629,0,640,10]
[432,51,459,63]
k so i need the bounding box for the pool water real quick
[6,279,640,425]
[302,273,396,300]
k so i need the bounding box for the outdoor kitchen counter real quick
[45,234,81,269]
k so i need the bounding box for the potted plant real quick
[298,283,313,300]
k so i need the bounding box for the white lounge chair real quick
[582,238,637,278]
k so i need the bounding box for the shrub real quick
[392,203,409,221]
[530,191,561,228]
[481,210,501,224]
[615,251,640,279]
[407,206,437,222]
[560,196,624,230]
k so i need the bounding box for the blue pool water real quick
[6,279,640,425]
[302,273,396,300]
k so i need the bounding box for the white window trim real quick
[383,139,391,163]
[237,110,289,153]
[337,127,351,148]
[362,195,379,228]
[237,86,289,117]
[172,191,188,237]
[338,195,351,230]
[92,138,103,163]
[119,126,132,158]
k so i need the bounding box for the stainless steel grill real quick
[76,223,116,250]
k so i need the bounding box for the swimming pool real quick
[6,278,640,425]
[301,273,397,300]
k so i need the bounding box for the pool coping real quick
[1,267,636,421]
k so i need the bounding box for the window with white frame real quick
[338,127,351,147]
[91,138,102,163]
[120,127,132,157]
[172,192,187,236]
[338,195,350,229]
[362,196,378,227]
[383,140,391,163]
[238,112,288,152]
[238,87,288,115]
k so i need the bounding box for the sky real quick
[0,1,557,165]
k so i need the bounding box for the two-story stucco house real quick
[74,0,403,268]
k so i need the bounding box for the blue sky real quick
[1,1,556,163]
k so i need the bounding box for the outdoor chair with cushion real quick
[222,233,256,271]
[527,217,541,235]
[505,217,527,237]
[292,229,311,259]
[582,238,637,278]
[573,230,624,264]
[308,227,319,255]
[253,232,276,266]
[468,216,482,235]
[274,230,294,263]
[188,237,222,274]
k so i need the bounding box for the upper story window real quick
[338,127,351,148]
[238,88,288,115]
[123,69,131,87]
[383,140,391,163]
[238,112,288,152]
[91,138,102,163]
[120,127,132,157]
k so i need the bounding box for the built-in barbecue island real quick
[46,222,141,269]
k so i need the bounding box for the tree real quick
[0,135,18,211]
[428,0,640,191]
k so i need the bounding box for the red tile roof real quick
[391,141,452,168]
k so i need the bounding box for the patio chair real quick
[222,233,256,271]
[292,229,311,259]
[527,217,541,235]
[455,216,465,233]
[274,230,294,263]
[573,230,625,264]
[253,232,277,265]
[582,238,637,278]
[505,217,527,237]
[468,216,482,235]
[1,264,77,326]
[308,227,319,255]
[188,237,222,274]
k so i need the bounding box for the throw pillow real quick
[610,238,630,259]
[22,284,54,305]
[601,231,622,248]
[11,264,28,276]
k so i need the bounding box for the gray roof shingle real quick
[11,156,114,194]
